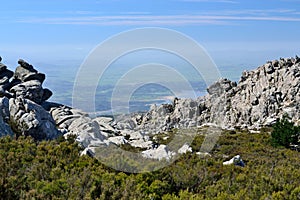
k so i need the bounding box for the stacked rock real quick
[0,57,109,150]
[10,59,52,105]
[0,57,60,140]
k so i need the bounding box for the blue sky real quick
[0,0,300,68]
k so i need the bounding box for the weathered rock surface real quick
[0,58,110,153]
[11,61,52,104]
[49,106,108,150]
[209,57,300,129]
[14,59,45,83]
[178,143,192,154]
[0,58,58,140]
[10,80,52,104]
[0,97,14,137]
[115,57,300,134]
[141,145,175,160]
[9,97,60,140]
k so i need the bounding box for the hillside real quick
[0,56,300,199]
[1,129,300,199]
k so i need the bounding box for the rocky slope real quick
[0,56,299,160]
[115,56,300,133]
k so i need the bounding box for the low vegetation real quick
[0,128,300,199]
[271,115,300,148]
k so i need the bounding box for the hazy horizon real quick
[1,0,300,61]
[1,0,300,113]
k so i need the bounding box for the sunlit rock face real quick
[115,56,300,133]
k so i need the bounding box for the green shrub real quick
[271,115,300,147]
[1,130,300,199]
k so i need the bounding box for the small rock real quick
[142,145,175,160]
[178,143,192,154]
[223,155,245,167]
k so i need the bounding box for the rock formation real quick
[114,56,300,134]
[0,58,60,140]
[0,56,299,160]
[9,97,59,140]
[11,59,51,104]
